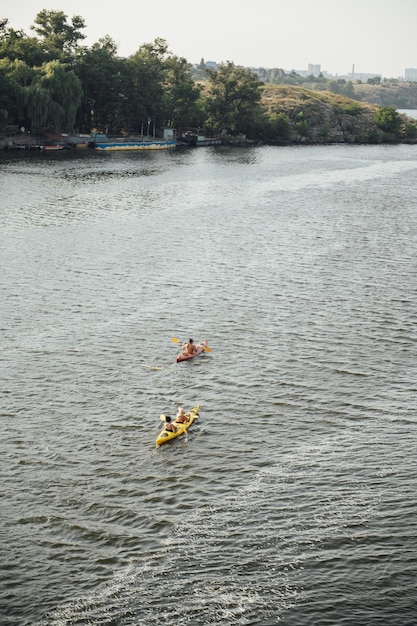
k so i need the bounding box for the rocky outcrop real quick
[261,86,385,144]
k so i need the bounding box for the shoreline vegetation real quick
[1,11,417,148]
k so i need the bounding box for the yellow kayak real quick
[156,406,200,447]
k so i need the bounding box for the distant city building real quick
[291,65,323,77]
[405,68,417,81]
[308,64,321,77]
[198,59,401,81]
[350,72,382,82]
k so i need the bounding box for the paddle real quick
[171,337,212,352]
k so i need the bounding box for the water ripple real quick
[1,145,417,625]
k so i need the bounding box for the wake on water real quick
[33,424,381,625]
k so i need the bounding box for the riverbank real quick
[261,85,417,144]
[2,95,417,151]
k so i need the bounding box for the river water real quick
[1,143,417,625]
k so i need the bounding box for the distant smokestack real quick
[352,64,355,78]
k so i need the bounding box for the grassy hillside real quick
[260,85,416,144]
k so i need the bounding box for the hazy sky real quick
[2,0,416,77]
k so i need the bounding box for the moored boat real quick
[177,132,221,147]
[156,405,200,447]
[93,140,176,151]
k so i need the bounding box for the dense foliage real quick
[1,11,416,144]
[0,12,264,137]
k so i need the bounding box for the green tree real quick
[5,59,82,132]
[23,81,63,132]
[295,111,309,136]
[0,60,21,127]
[75,36,126,133]
[404,119,417,140]
[328,78,355,97]
[38,60,82,131]
[31,10,86,61]
[0,57,35,87]
[204,62,263,136]
[268,111,292,142]
[0,58,37,127]
[0,21,46,66]
[126,38,170,133]
[374,106,402,141]
[0,16,82,131]
[163,55,204,130]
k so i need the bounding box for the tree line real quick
[0,10,265,138]
[1,10,413,145]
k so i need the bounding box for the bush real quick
[374,106,401,135]
[269,111,292,142]
[334,102,360,115]
[295,111,309,136]
[404,120,417,139]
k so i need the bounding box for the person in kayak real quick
[164,416,178,432]
[182,339,197,355]
[176,407,189,424]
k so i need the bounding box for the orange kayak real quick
[176,340,209,363]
